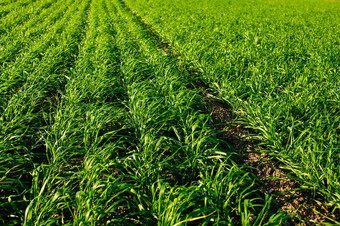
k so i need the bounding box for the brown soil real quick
[204,94,340,224]
[248,152,340,225]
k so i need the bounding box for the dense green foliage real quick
[0,0,339,224]
[124,0,340,209]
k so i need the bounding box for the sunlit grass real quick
[1,0,339,224]
[124,0,340,214]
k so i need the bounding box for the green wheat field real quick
[0,0,339,224]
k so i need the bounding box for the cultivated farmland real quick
[0,0,339,224]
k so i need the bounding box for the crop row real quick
[123,0,340,212]
[1,0,91,223]
[2,0,339,224]
[1,0,294,224]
